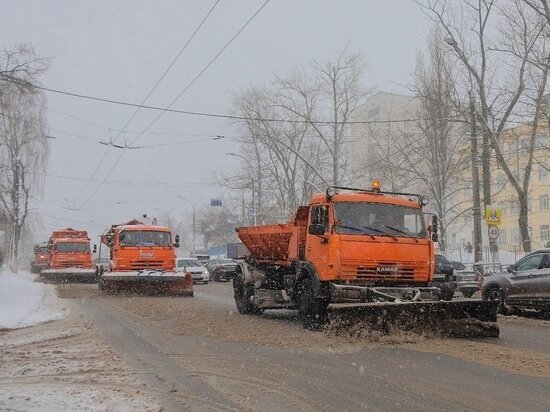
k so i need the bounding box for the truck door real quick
[305,204,330,279]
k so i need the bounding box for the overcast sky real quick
[0,0,431,245]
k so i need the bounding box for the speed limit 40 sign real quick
[488,225,500,240]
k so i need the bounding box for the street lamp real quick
[178,197,209,255]
[227,153,257,226]
[444,36,483,263]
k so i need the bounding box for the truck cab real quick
[102,223,178,272]
[48,229,94,270]
[302,186,435,286]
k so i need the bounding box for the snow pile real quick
[0,269,64,329]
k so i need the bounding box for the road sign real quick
[488,225,500,240]
[485,205,502,226]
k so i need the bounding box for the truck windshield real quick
[54,242,90,253]
[334,202,426,238]
[119,230,171,247]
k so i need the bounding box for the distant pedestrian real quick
[464,241,473,254]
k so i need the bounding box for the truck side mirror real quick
[174,234,180,248]
[507,265,515,273]
[309,224,326,236]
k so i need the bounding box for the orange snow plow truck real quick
[234,184,498,336]
[40,228,98,282]
[98,220,193,296]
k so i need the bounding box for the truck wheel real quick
[233,275,262,315]
[298,278,329,331]
[485,286,511,315]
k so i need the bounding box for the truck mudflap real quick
[99,270,193,296]
[329,284,499,337]
[40,267,98,283]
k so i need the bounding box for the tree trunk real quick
[518,192,531,252]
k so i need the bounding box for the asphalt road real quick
[74,282,550,412]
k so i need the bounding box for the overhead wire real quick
[78,0,271,209]
[72,0,222,206]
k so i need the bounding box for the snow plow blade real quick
[329,300,499,338]
[99,270,193,296]
[40,268,98,283]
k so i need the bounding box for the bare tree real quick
[391,28,469,251]
[0,46,49,271]
[224,49,372,221]
[275,49,372,186]
[420,0,549,252]
[0,44,49,93]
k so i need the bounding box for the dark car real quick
[482,248,550,314]
[431,254,456,300]
[435,254,454,279]
[206,258,238,282]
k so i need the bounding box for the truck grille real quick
[340,261,418,282]
[356,265,415,281]
[130,260,164,269]
[57,261,85,268]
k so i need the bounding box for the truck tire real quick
[233,275,262,315]
[298,278,329,330]
[484,285,511,315]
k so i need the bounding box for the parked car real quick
[175,257,209,284]
[206,258,238,282]
[482,248,550,314]
[454,269,480,298]
[447,260,480,298]
[431,254,456,300]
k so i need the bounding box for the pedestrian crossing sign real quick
[485,205,502,225]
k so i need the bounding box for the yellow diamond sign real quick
[485,205,502,226]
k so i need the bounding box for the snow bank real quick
[0,269,64,329]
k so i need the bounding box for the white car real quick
[175,257,210,284]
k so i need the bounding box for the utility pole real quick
[11,161,20,272]
[469,92,483,263]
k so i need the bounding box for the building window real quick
[497,174,506,187]
[510,202,518,215]
[464,185,472,197]
[539,166,549,181]
[541,225,550,243]
[528,198,533,212]
[540,194,549,211]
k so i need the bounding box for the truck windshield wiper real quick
[384,225,419,243]
[363,225,398,241]
[334,224,375,240]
